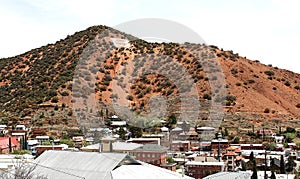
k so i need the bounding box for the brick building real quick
[131,144,167,167]
[185,161,225,179]
[211,139,229,157]
[171,140,191,152]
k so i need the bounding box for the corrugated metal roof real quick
[33,150,127,179]
[111,161,193,179]
[113,142,143,151]
[203,171,252,179]
[135,144,167,152]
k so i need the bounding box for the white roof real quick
[111,115,119,119]
[27,140,39,145]
[211,139,228,143]
[171,127,183,132]
[186,161,225,166]
[16,125,26,128]
[241,144,263,147]
[172,140,190,144]
[111,121,126,126]
[113,142,143,151]
[160,127,169,132]
[80,143,100,150]
[111,161,193,179]
[127,138,160,141]
[33,150,127,179]
[11,132,26,136]
[203,171,252,179]
[197,127,215,130]
[36,136,49,139]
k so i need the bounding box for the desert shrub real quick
[264,108,270,113]
[127,95,133,101]
[61,91,69,96]
[284,81,291,86]
[264,71,274,76]
[51,97,59,103]
[203,94,212,100]
[236,82,242,86]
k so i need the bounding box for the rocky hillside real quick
[0,25,299,134]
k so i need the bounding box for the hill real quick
[0,25,299,137]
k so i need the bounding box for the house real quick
[33,144,67,156]
[257,129,274,140]
[35,136,49,145]
[15,125,27,131]
[0,125,8,136]
[160,163,177,172]
[72,136,84,148]
[179,127,198,141]
[224,146,240,171]
[196,127,215,134]
[171,140,191,152]
[211,139,229,157]
[170,127,183,140]
[240,144,264,150]
[0,137,20,154]
[185,161,225,179]
[111,121,126,127]
[130,144,167,167]
[27,140,39,150]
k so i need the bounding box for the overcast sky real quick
[0,0,299,73]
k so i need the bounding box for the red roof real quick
[224,151,237,156]
[0,137,18,149]
[235,148,242,153]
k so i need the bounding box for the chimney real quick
[99,140,102,153]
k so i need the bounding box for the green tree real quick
[167,156,174,163]
[267,142,277,151]
[43,141,51,145]
[251,165,258,179]
[60,139,74,147]
[233,137,240,144]
[241,160,247,171]
[286,127,296,133]
[168,114,177,125]
[285,133,296,143]
[285,156,296,173]
[117,127,126,140]
[129,126,142,138]
[224,128,229,136]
